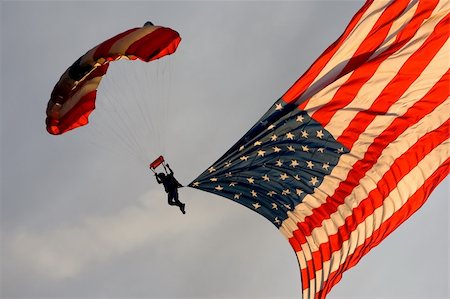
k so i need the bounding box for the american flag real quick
[190,0,449,298]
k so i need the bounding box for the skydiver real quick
[154,164,185,214]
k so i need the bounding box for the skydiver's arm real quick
[155,174,162,184]
[166,164,174,175]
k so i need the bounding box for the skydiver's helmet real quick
[144,21,154,27]
[157,173,166,180]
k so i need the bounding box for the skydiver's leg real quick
[172,191,182,205]
[167,193,177,206]
[168,190,185,214]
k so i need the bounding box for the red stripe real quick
[316,157,450,298]
[291,72,449,245]
[337,0,411,77]
[47,26,181,135]
[310,0,438,127]
[281,1,374,106]
[337,13,450,149]
[298,119,449,290]
[49,90,97,134]
[93,28,139,61]
[126,27,180,62]
[47,64,109,134]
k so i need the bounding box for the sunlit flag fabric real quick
[190,0,449,298]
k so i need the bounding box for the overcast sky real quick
[1,1,448,299]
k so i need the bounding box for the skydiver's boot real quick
[181,203,186,214]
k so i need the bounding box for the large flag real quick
[190,0,449,298]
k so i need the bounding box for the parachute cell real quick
[46,23,181,135]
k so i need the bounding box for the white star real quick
[317,148,325,153]
[271,203,278,210]
[280,173,289,181]
[287,145,296,152]
[208,166,216,173]
[316,130,324,139]
[273,146,282,153]
[275,159,283,167]
[192,181,200,187]
[282,189,291,195]
[306,161,315,169]
[262,174,270,182]
[301,145,310,152]
[337,147,345,153]
[225,172,233,177]
[210,177,218,182]
[254,140,262,146]
[252,202,261,209]
[275,103,283,111]
[296,189,304,196]
[310,176,319,186]
[239,145,245,151]
[322,162,330,171]
[247,177,255,184]
[215,185,223,191]
[229,182,238,187]
[296,115,304,122]
[290,160,299,168]
[286,132,295,140]
[284,204,292,210]
[274,217,281,225]
[267,124,276,130]
[234,193,241,200]
[257,150,266,157]
[251,190,258,197]
[240,155,250,161]
[267,191,277,197]
[270,134,278,141]
[294,175,301,181]
[301,130,309,138]
[224,161,232,168]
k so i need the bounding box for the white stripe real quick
[294,0,392,105]
[304,3,447,123]
[303,140,449,290]
[327,35,450,139]
[109,26,159,57]
[368,0,419,60]
[296,252,309,299]
[80,26,160,66]
[280,96,449,239]
[80,45,100,66]
[280,10,450,238]
[59,28,165,118]
[303,98,449,248]
[59,76,103,118]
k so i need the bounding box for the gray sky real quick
[1,1,448,299]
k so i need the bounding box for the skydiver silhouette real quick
[154,164,185,214]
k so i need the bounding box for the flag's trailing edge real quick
[190,1,449,298]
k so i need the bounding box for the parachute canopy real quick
[46,22,181,135]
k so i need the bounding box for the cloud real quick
[7,189,216,280]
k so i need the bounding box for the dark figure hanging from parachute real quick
[150,156,185,214]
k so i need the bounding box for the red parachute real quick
[46,22,181,135]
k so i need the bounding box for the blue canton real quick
[190,99,349,228]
